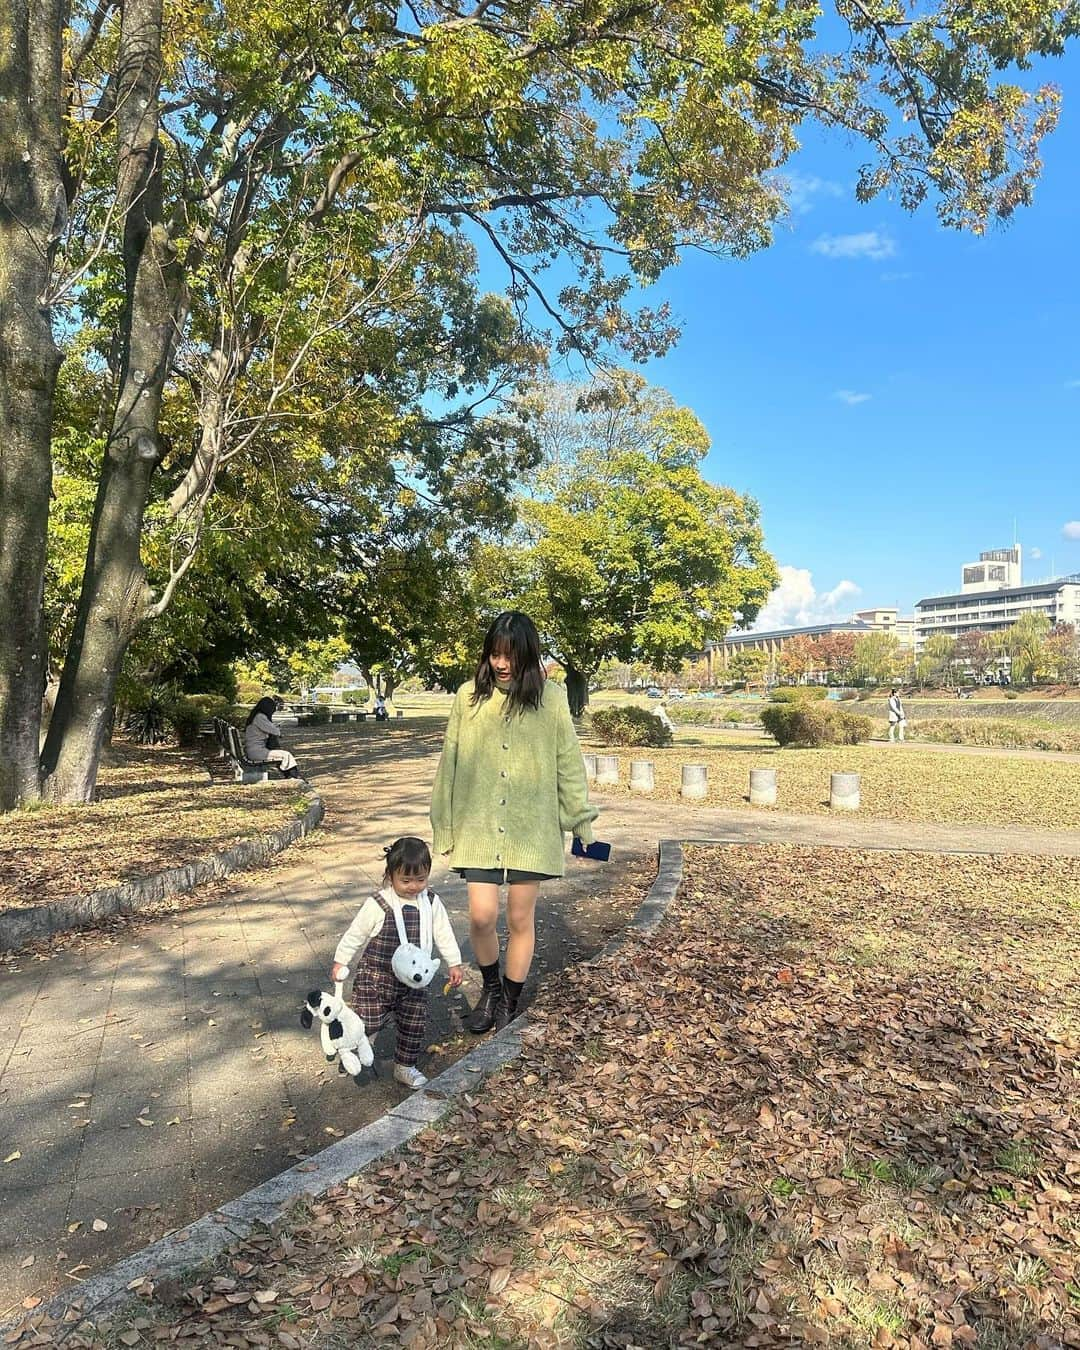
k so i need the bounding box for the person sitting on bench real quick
[244,697,301,778]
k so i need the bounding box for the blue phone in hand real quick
[572,837,611,862]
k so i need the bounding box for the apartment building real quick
[915,545,1080,649]
[853,607,915,649]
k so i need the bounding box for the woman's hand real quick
[446,964,464,988]
[330,962,350,982]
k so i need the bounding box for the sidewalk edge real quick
[0,790,325,954]
[4,838,687,1335]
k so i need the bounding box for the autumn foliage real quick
[26,843,1078,1348]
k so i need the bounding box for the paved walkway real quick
[2,720,1078,1312]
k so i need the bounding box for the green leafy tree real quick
[917,633,959,688]
[728,648,769,690]
[508,376,778,714]
[851,631,902,686]
[1044,623,1080,684]
[1004,612,1052,685]
[4,0,1079,807]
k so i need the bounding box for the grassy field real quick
[48,845,1079,1350]
[578,734,1080,831]
[0,743,309,912]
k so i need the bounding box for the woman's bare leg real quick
[504,882,540,982]
[467,882,501,967]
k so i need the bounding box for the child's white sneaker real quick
[393,1064,427,1090]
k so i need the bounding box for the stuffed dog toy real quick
[300,978,375,1077]
[390,893,441,989]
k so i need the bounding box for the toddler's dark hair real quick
[382,836,431,879]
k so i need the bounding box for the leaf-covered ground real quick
[0,744,309,912]
[581,742,1080,831]
[32,845,1079,1349]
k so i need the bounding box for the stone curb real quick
[0,789,325,954]
[7,837,690,1335]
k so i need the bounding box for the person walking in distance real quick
[430,611,598,1032]
[887,687,907,743]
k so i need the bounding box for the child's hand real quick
[330,962,350,983]
[445,965,464,991]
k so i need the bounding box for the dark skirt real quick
[456,866,554,884]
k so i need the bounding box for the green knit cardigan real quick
[430,679,598,877]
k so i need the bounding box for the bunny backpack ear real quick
[300,1007,313,1029]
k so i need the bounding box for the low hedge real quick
[590,705,673,748]
[913,718,1080,753]
[760,703,873,748]
[769,686,829,703]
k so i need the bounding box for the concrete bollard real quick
[749,767,777,806]
[680,764,708,800]
[830,771,860,811]
[629,760,655,793]
[582,753,598,782]
[595,755,620,786]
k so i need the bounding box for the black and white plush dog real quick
[300,979,374,1077]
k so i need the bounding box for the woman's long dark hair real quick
[246,696,277,727]
[471,611,545,714]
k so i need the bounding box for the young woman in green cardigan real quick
[430,612,598,1032]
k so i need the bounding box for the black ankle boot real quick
[467,981,503,1034]
[495,978,522,1031]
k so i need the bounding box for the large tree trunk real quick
[564,665,589,717]
[0,0,66,810]
[42,0,180,803]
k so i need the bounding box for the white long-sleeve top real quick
[244,711,281,761]
[333,886,462,971]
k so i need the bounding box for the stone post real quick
[582,753,597,782]
[595,755,620,786]
[629,760,655,792]
[680,764,708,800]
[830,771,860,811]
[749,768,777,806]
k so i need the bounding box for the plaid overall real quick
[349,895,429,1067]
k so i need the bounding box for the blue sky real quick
[630,48,1080,628]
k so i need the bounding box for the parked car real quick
[646,687,663,698]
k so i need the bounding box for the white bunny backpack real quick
[390,893,441,989]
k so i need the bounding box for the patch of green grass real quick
[1012,1255,1049,1289]
[771,1176,797,1198]
[995,1140,1040,1178]
[378,1243,429,1276]
[989,1185,1015,1205]
[841,1155,942,1194]
[490,1182,543,1216]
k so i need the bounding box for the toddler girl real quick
[331,836,462,1088]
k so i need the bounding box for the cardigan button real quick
[495,854,501,862]
[502,743,509,750]
[500,770,507,778]
[498,826,505,833]
[499,798,506,806]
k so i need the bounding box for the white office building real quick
[915,545,1080,650]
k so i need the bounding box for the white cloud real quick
[1066,379,1080,390]
[810,231,897,261]
[1063,521,1080,541]
[776,172,844,215]
[833,389,872,405]
[1030,547,1043,560]
[753,567,862,631]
